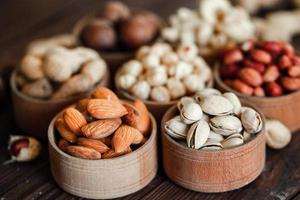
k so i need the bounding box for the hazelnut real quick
[120,13,159,49]
[102,1,130,23]
[81,19,116,51]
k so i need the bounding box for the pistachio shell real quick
[177,97,195,110]
[222,133,244,149]
[200,140,223,150]
[194,88,221,102]
[265,119,291,149]
[210,115,242,136]
[223,92,241,115]
[208,131,224,142]
[187,120,210,149]
[180,101,203,124]
[165,116,189,139]
[199,95,233,116]
[243,130,252,142]
[241,107,263,134]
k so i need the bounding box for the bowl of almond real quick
[214,40,300,132]
[10,34,110,139]
[48,87,157,199]
[115,42,214,120]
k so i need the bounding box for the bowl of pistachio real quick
[161,88,266,193]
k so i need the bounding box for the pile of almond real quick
[220,40,300,97]
[55,87,151,160]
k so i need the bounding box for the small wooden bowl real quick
[115,69,214,121]
[48,111,158,199]
[10,69,110,140]
[161,101,266,193]
[214,64,300,132]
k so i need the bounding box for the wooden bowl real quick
[115,69,214,121]
[214,64,300,132]
[10,69,110,140]
[48,111,158,199]
[161,101,266,193]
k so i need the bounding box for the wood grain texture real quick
[0,0,300,199]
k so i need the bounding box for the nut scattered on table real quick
[79,1,161,51]
[55,87,151,160]
[6,135,41,163]
[116,42,212,102]
[164,89,263,150]
[265,119,291,149]
[161,0,255,57]
[17,34,107,100]
[219,40,300,97]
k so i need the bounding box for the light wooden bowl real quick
[115,69,214,121]
[10,69,110,140]
[161,101,266,193]
[214,64,300,132]
[48,111,158,199]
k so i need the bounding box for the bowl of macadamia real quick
[73,1,162,75]
[10,34,110,139]
[115,42,213,120]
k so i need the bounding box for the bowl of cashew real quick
[10,35,110,140]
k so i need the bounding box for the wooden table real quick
[0,0,299,199]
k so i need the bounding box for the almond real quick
[239,68,263,87]
[55,117,77,143]
[112,125,144,153]
[58,139,70,152]
[66,145,101,160]
[81,118,122,139]
[87,99,128,119]
[133,100,151,135]
[122,100,151,136]
[63,107,87,135]
[263,65,280,82]
[92,87,120,101]
[76,98,90,113]
[77,138,109,153]
[99,137,112,146]
[102,147,132,159]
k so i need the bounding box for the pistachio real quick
[165,116,189,139]
[265,119,291,149]
[187,120,210,149]
[179,101,203,124]
[200,140,223,150]
[241,107,263,134]
[222,133,244,149]
[210,115,243,136]
[243,130,252,142]
[194,88,221,102]
[177,97,195,110]
[199,95,233,116]
[223,92,242,115]
[208,131,224,142]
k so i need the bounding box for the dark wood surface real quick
[0,0,300,199]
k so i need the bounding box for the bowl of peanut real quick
[214,40,300,132]
[10,34,110,139]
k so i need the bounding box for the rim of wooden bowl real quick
[114,67,215,107]
[48,104,157,162]
[72,9,165,58]
[214,63,300,101]
[10,69,110,104]
[161,99,266,154]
